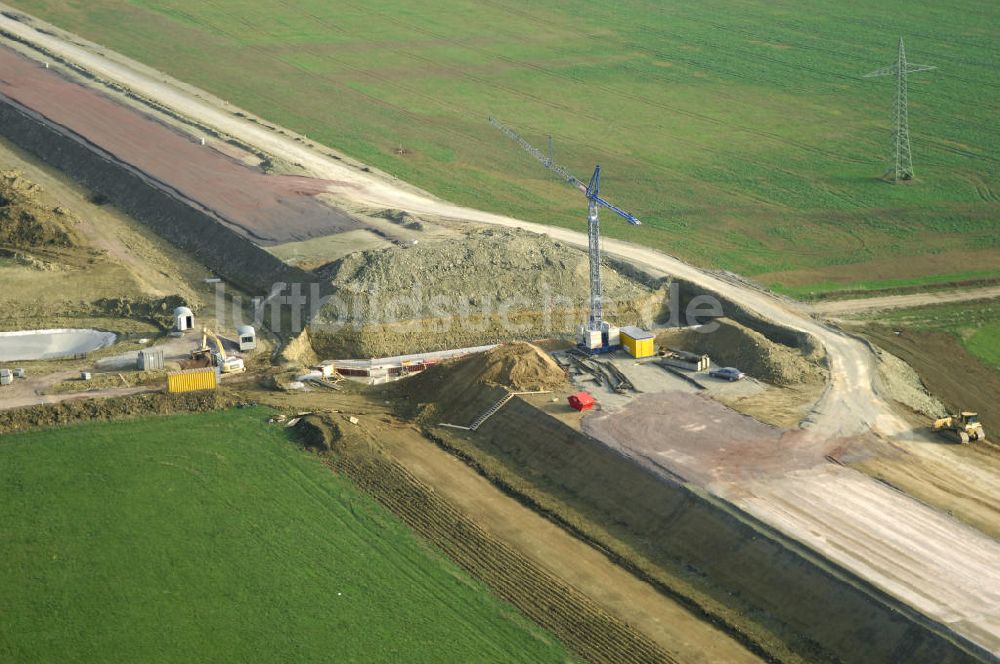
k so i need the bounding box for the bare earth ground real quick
[248,386,761,663]
[378,419,761,664]
[812,285,1000,316]
[2,12,999,656]
[0,137,207,302]
[584,392,1000,654]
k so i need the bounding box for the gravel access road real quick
[811,285,1000,317]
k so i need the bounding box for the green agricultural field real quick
[0,409,568,663]
[7,0,1000,292]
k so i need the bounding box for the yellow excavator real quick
[932,411,986,444]
[191,327,245,373]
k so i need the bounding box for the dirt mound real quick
[475,342,568,391]
[872,347,946,419]
[312,229,663,357]
[393,343,567,424]
[0,170,77,249]
[417,342,566,393]
[656,317,825,386]
[294,414,342,451]
[321,228,651,314]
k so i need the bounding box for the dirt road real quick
[2,10,998,656]
[379,420,762,664]
[0,373,151,410]
[812,285,1000,316]
[585,393,1000,657]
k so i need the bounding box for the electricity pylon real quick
[864,37,935,182]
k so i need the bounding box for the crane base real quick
[575,343,621,356]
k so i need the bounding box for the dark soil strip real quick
[864,325,1000,438]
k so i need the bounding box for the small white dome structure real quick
[174,306,194,332]
[237,325,257,352]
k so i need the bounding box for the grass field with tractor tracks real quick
[6,0,999,295]
[0,408,569,663]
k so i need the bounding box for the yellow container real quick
[620,326,655,359]
[167,367,218,393]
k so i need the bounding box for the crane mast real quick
[490,117,641,350]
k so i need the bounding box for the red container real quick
[568,391,596,412]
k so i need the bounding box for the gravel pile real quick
[312,229,663,357]
[872,348,946,418]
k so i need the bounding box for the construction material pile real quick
[0,170,77,249]
[395,342,567,423]
[410,342,567,394]
[311,228,664,357]
[656,317,825,386]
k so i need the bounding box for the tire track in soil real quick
[324,436,682,664]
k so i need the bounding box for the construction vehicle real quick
[932,412,986,444]
[191,327,245,373]
[491,117,642,353]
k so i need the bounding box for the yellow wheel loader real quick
[932,412,986,444]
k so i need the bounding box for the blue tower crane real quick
[490,117,641,351]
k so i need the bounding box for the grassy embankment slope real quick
[7,0,999,295]
[0,408,568,662]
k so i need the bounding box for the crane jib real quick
[592,195,642,225]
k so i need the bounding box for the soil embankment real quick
[0,94,311,296]
[443,402,986,663]
[0,391,237,434]
[313,418,682,664]
[864,325,1000,437]
[0,46,358,246]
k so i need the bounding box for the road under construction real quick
[0,7,998,662]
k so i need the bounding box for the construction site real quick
[0,5,998,664]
